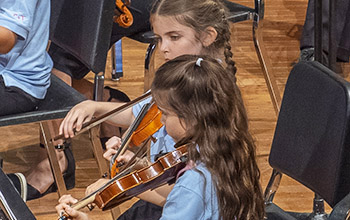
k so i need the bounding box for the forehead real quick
[152,15,196,36]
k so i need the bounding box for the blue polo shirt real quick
[132,97,176,162]
[0,0,52,99]
[161,163,219,220]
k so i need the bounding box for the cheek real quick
[170,41,203,58]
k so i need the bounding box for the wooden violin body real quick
[129,103,162,147]
[97,145,187,210]
[114,0,133,28]
[58,145,188,219]
[110,102,163,177]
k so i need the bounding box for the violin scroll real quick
[114,0,133,28]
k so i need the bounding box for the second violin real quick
[58,145,188,219]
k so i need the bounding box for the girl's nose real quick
[159,40,169,54]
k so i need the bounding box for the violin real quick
[58,145,188,219]
[110,102,163,177]
[113,0,133,28]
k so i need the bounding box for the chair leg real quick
[40,121,67,197]
[88,126,109,178]
[264,169,282,204]
[252,16,281,115]
[93,72,105,101]
[111,40,124,81]
[143,42,157,92]
[309,194,327,220]
[111,44,117,80]
[88,127,122,218]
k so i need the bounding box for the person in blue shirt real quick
[56,55,265,220]
[0,0,52,116]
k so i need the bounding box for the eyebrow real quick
[164,31,183,36]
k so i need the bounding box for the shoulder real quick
[0,0,38,38]
[175,163,213,197]
[160,164,219,220]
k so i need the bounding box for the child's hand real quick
[56,195,90,220]
[103,136,122,161]
[85,178,111,196]
[103,136,135,164]
[59,100,97,138]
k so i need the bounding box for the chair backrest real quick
[269,61,350,208]
[49,0,115,74]
[223,0,264,22]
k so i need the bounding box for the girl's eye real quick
[170,35,180,41]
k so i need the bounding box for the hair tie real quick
[196,58,203,67]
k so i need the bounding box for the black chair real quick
[264,61,350,219]
[49,0,115,177]
[50,0,115,101]
[0,0,114,198]
[224,0,282,115]
[0,74,86,197]
[50,0,123,217]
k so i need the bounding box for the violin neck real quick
[111,102,152,164]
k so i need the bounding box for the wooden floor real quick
[1,0,349,219]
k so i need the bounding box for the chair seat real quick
[265,203,297,220]
[266,203,324,220]
[0,74,86,126]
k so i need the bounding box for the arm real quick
[0,26,17,54]
[59,100,134,138]
[137,183,174,207]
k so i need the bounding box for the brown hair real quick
[151,55,264,220]
[150,0,237,80]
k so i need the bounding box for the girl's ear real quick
[201,26,218,47]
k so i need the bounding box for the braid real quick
[221,9,238,81]
[223,30,237,81]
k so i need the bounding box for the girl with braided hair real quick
[150,0,237,79]
[57,55,264,220]
[60,0,237,142]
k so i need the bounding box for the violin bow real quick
[115,137,151,174]
[53,91,152,142]
[110,102,152,168]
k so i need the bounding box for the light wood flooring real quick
[1,0,350,219]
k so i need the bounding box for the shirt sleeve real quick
[160,185,205,220]
[0,1,38,40]
[132,96,152,117]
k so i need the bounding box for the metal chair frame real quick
[224,0,281,114]
[264,61,350,220]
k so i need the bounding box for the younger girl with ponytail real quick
[57,55,265,220]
